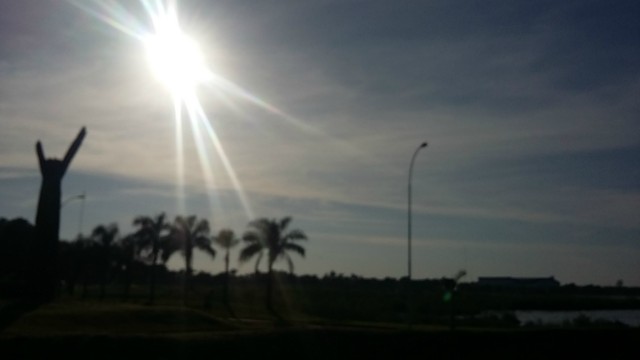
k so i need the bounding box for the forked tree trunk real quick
[33,127,86,302]
[33,167,63,301]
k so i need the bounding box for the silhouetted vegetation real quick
[132,213,170,304]
[3,208,640,360]
[240,217,308,313]
[212,229,239,311]
[170,215,216,304]
[3,214,640,329]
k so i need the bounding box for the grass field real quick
[2,278,640,359]
[1,298,639,359]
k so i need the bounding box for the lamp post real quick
[61,191,86,236]
[408,142,427,280]
[407,141,427,326]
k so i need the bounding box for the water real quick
[514,309,640,327]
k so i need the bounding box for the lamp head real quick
[420,142,428,148]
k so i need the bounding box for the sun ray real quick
[193,99,255,220]
[173,95,186,215]
[67,0,146,40]
[183,94,217,219]
[69,0,368,229]
[205,73,321,135]
[204,74,371,159]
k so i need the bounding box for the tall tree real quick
[240,217,308,311]
[213,229,239,306]
[133,213,169,304]
[172,215,216,303]
[91,223,119,300]
[33,127,85,302]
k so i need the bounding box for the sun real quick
[143,11,209,98]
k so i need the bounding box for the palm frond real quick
[199,244,216,259]
[285,229,307,241]
[91,223,119,246]
[254,251,264,273]
[186,215,197,230]
[174,215,185,226]
[282,243,305,257]
[159,234,181,263]
[248,218,270,233]
[242,231,262,244]
[134,230,152,250]
[154,212,166,227]
[133,215,150,227]
[194,236,216,258]
[279,217,292,232]
[239,242,263,263]
[194,219,210,236]
[214,229,239,248]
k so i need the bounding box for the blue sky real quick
[1,0,638,285]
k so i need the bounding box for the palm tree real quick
[91,223,119,300]
[240,217,307,311]
[133,213,170,304]
[115,234,137,300]
[213,229,239,306]
[72,234,99,299]
[171,215,216,303]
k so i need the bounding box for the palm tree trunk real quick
[148,250,158,305]
[100,248,109,300]
[223,249,230,305]
[266,261,273,311]
[122,265,132,301]
[183,250,192,306]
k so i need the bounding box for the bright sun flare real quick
[73,0,315,221]
[144,13,209,98]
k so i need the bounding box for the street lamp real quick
[61,191,86,236]
[407,141,427,327]
[408,142,427,281]
[61,192,85,207]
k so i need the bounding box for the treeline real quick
[0,214,308,310]
[2,215,639,325]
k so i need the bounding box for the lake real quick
[514,309,640,327]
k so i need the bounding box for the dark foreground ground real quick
[2,327,639,359]
[1,297,639,359]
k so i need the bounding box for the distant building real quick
[476,277,560,289]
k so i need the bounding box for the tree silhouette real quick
[443,269,467,330]
[33,127,86,301]
[133,213,170,304]
[115,234,137,300]
[240,217,307,311]
[213,229,239,307]
[91,223,119,300]
[171,215,216,303]
[0,218,34,291]
[68,233,97,298]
